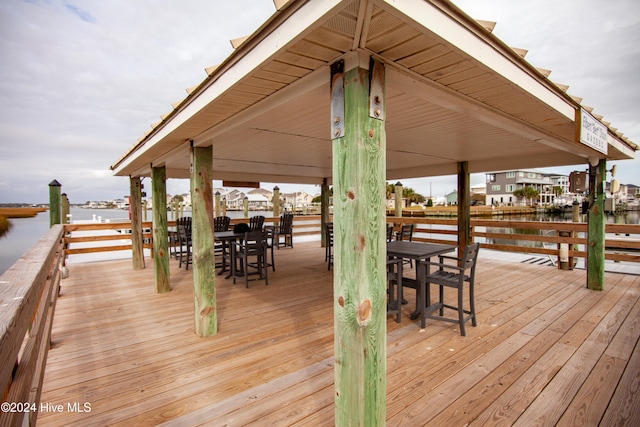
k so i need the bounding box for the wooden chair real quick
[386,223,394,242]
[177,218,192,270]
[214,216,230,232]
[387,257,403,323]
[234,230,269,288]
[324,222,334,270]
[397,223,414,267]
[276,213,294,249]
[424,243,480,336]
[249,215,265,231]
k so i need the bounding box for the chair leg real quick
[458,284,466,336]
[470,282,477,327]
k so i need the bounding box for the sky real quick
[0,0,638,204]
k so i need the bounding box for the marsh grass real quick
[0,216,11,238]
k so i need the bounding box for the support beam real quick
[587,159,606,290]
[332,56,386,426]
[130,176,145,270]
[457,161,471,255]
[152,165,171,293]
[191,145,218,336]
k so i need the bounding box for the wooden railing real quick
[61,215,640,265]
[386,217,640,264]
[0,225,64,427]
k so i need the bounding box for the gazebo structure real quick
[111,0,636,424]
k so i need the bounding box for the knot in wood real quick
[200,306,214,317]
[338,295,345,307]
[346,191,355,200]
[356,299,372,327]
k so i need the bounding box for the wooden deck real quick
[39,242,640,426]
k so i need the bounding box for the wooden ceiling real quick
[111,0,635,184]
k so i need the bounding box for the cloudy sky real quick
[0,0,638,204]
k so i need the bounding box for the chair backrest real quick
[398,224,414,241]
[325,222,334,245]
[177,224,190,242]
[243,230,267,253]
[233,222,251,234]
[386,224,394,242]
[214,216,230,232]
[461,243,480,275]
[279,213,294,233]
[249,215,265,231]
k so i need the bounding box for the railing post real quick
[273,186,280,218]
[48,180,61,227]
[130,176,145,270]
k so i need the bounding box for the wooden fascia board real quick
[380,0,576,120]
[112,0,343,177]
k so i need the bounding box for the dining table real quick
[387,241,456,328]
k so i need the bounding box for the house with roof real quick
[485,169,569,206]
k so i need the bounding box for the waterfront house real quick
[485,169,569,206]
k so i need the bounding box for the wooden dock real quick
[38,241,640,426]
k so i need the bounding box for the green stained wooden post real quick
[320,178,330,247]
[243,196,249,218]
[587,159,606,290]
[48,180,61,227]
[457,161,471,255]
[130,176,145,270]
[332,56,386,426]
[272,186,280,218]
[191,145,217,336]
[152,166,171,293]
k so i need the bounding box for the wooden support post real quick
[587,159,606,290]
[321,178,330,247]
[191,145,217,336]
[272,186,280,218]
[61,193,70,224]
[48,180,61,227]
[457,161,471,255]
[130,176,145,270]
[214,191,221,218]
[152,165,171,293]
[332,56,386,426]
[394,181,403,218]
[243,196,249,218]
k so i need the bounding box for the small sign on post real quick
[576,108,608,155]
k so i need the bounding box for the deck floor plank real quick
[37,242,640,426]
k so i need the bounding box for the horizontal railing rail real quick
[0,225,64,427]
[62,216,640,265]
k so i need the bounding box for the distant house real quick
[485,169,568,206]
[282,191,316,211]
